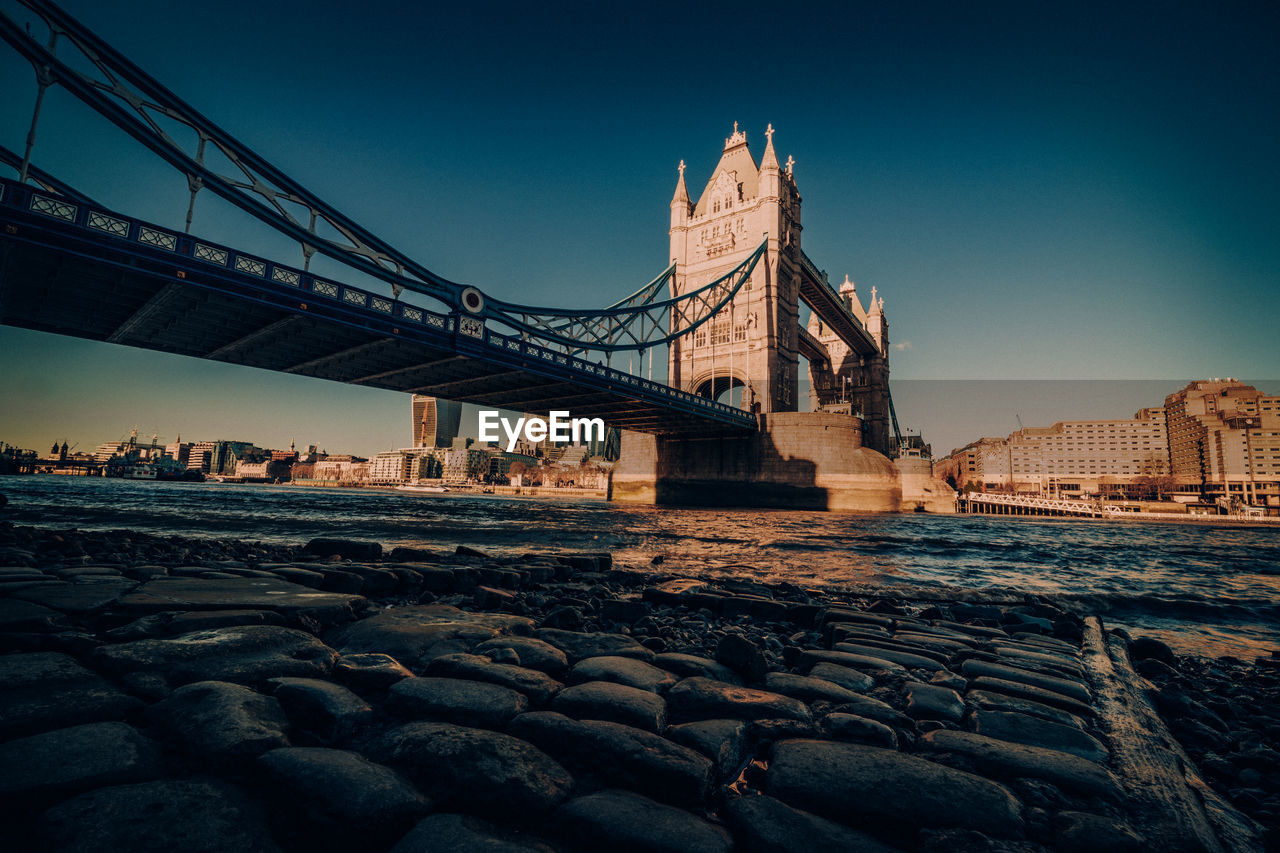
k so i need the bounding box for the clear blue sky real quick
[1,0,1277,457]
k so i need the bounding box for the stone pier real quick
[611,411,953,513]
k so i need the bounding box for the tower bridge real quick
[0,0,953,511]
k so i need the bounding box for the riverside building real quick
[1164,379,1280,511]
[938,379,1280,513]
[939,409,1170,498]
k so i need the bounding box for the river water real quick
[2,476,1277,660]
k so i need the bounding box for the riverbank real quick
[0,522,1270,851]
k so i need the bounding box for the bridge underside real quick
[0,201,751,436]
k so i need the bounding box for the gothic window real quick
[733,323,747,342]
[713,200,721,213]
[713,321,730,346]
[694,327,707,348]
[726,195,733,209]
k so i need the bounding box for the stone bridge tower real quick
[806,277,892,454]
[668,123,802,414]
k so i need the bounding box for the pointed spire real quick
[785,155,795,176]
[671,159,689,205]
[839,274,856,294]
[869,285,880,314]
[760,122,779,171]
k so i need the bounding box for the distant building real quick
[370,450,413,485]
[939,379,1280,512]
[412,395,462,448]
[164,439,191,466]
[1164,379,1280,509]
[938,408,1170,497]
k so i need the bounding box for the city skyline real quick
[1,1,1277,456]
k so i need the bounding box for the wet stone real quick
[303,538,382,561]
[723,793,901,853]
[269,567,325,588]
[374,721,572,818]
[716,633,769,683]
[806,661,874,693]
[822,608,896,630]
[960,659,1091,705]
[94,625,338,697]
[904,681,965,722]
[568,655,677,693]
[829,693,912,729]
[146,680,290,759]
[109,609,286,641]
[0,721,161,802]
[767,739,1024,839]
[668,719,748,781]
[920,729,1123,801]
[799,649,906,675]
[968,674,1095,718]
[117,577,362,624]
[0,651,144,739]
[326,604,534,667]
[509,711,713,808]
[536,628,655,663]
[0,598,65,632]
[1053,810,1147,852]
[553,680,667,732]
[39,778,281,853]
[833,641,945,672]
[667,677,812,724]
[258,747,430,843]
[387,676,529,728]
[425,653,562,705]
[971,710,1108,763]
[821,712,899,749]
[1127,636,1176,666]
[390,813,557,853]
[332,652,414,692]
[267,677,373,741]
[653,652,742,684]
[474,636,570,675]
[967,689,1086,729]
[10,579,137,614]
[763,671,863,705]
[553,789,733,853]
[992,644,1085,676]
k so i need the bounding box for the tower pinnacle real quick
[671,159,690,206]
[760,122,780,171]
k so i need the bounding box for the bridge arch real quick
[691,369,752,408]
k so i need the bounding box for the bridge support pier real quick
[611,412,952,512]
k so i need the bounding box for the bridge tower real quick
[806,276,892,454]
[668,123,801,413]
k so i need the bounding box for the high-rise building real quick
[411,395,462,448]
[1164,379,1280,508]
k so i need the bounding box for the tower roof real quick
[760,122,779,171]
[840,274,867,323]
[692,122,760,216]
[671,159,689,206]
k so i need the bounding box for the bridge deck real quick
[0,180,756,435]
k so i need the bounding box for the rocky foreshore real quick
[0,522,1271,852]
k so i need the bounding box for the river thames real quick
[2,476,1277,660]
